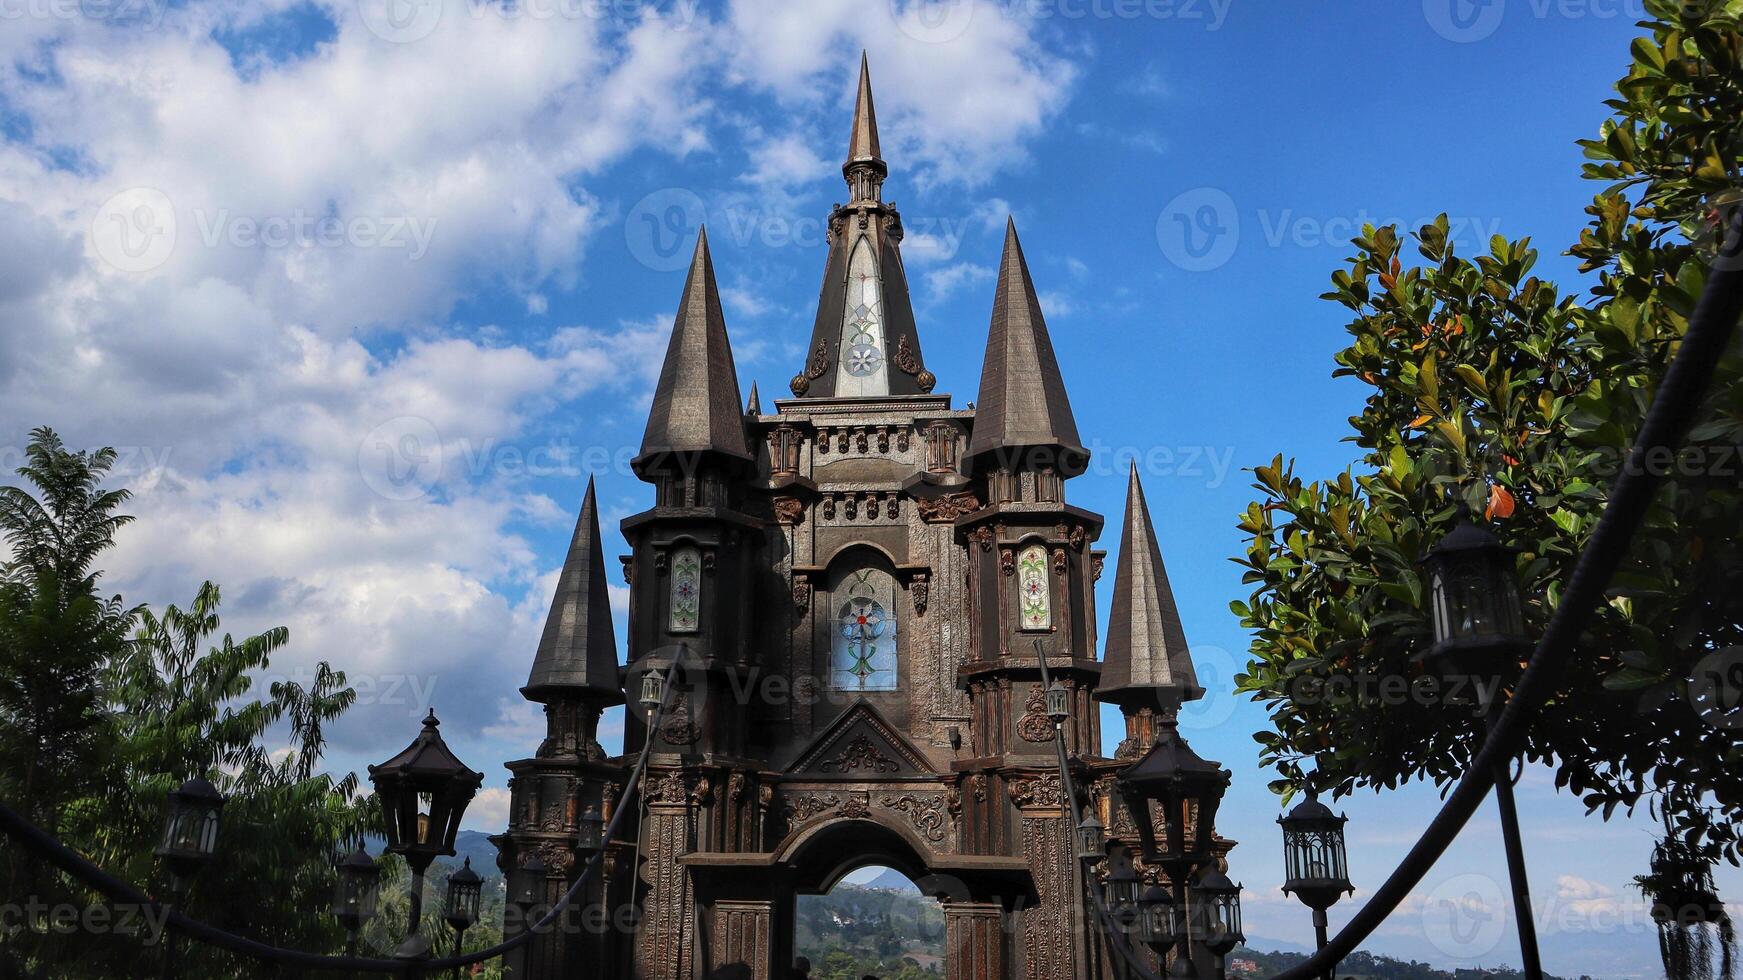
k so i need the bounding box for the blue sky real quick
[0,0,1717,975]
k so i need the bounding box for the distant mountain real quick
[362,830,502,879]
[449,830,502,878]
[863,868,921,893]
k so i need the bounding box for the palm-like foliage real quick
[0,428,379,976]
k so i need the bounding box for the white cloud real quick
[465,786,513,832]
[0,0,1083,793]
[924,261,993,301]
[721,0,1077,187]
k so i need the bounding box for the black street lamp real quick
[367,709,484,961]
[154,776,225,980]
[156,776,224,887]
[1418,521,1530,691]
[1076,815,1106,864]
[1045,680,1070,725]
[331,845,382,959]
[1116,716,1231,978]
[1115,718,1230,875]
[1419,520,1543,980]
[576,805,605,853]
[1107,861,1143,929]
[1195,866,1244,966]
[512,852,548,909]
[1279,790,1352,979]
[443,857,483,980]
[1135,883,1181,957]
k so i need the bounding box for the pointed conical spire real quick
[746,381,761,415]
[635,228,751,472]
[524,478,622,702]
[965,218,1086,473]
[1100,463,1202,709]
[847,51,882,165]
[792,55,929,399]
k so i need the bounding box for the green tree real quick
[0,428,135,830]
[1235,0,1743,965]
[0,428,380,976]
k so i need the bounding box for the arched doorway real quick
[794,864,945,978]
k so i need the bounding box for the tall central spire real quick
[791,53,931,399]
[845,51,885,203]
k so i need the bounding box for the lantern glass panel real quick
[577,807,604,851]
[1107,867,1142,921]
[1045,682,1069,724]
[1136,886,1177,947]
[1429,550,1525,644]
[1076,817,1105,862]
[332,852,381,926]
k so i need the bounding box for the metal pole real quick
[1311,908,1332,980]
[450,928,465,980]
[1491,759,1544,980]
[407,869,425,936]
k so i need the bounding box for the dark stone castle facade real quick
[493,57,1230,980]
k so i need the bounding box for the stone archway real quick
[688,815,1032,980]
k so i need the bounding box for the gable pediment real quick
[786,701,938,778]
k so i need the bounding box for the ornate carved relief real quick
[793,575,812,615]
[911,573,929,616]
[791,340,831,396]
[1017,684,1055,743]
[820,734,900,774]
[881,794,949,844]
[1007,773,1066,810]
[914,491,981,523]
[773,496,806,526]
[659,692,700,745]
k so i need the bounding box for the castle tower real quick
[505,55,1230,980]
[1098,462,1204,758]
[495,478,629,977]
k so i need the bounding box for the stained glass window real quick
[1018,545,1051,631]
[834,235,888,397]
[669,546,701,633]
[831,568,899,691]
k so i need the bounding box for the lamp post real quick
[1278,791,1350,980]
[1418,520,1542,980]
[442,858,482,980]
[1194,866,1244,970]
[367,709,484,962]
[331,845,382,964]
[154,776,225,980]
[1115,715,1232,979]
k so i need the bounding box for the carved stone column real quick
[1007,773,1078,979]
[635,775,696,980]
[944,901,1006,980]
[708,899,773,978]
